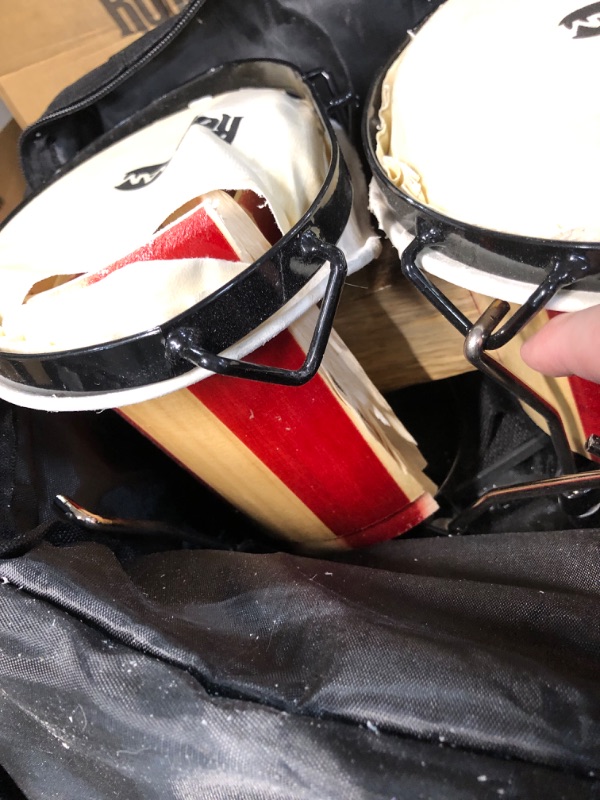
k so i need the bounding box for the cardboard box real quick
[0,1,188,128]
[0,117,26,225]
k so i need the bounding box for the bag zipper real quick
[23,0,206,139]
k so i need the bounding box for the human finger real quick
[520,305,600,383]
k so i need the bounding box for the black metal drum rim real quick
[0,59,353,395]
[0,258,335,411]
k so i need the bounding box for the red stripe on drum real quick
[131,204,240,262]
[564,375,600,463]
[86,200,240,286]
[324,493,439,550]
[186,330,424,540]
[547,310,600,462]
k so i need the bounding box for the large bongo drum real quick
[364,0,600,525]
[0,60,437,549]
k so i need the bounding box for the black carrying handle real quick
[166,230,347,386]
[401,218,598,349]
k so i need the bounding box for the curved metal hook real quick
[464,299,577,476]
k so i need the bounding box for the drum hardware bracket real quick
[448,469,600,535]
[464,300,577,476]
[399,220,600,528]
[402,220,600,350]
[453,299,600,530]
[401,221,471,338]
[485,251,596,351]
[302,69,358,130]
[165,230,348,386]
[585,434,600,460]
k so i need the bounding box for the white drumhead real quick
[376,0,600,243]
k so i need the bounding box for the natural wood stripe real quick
[120,389,335,545]
[335,242,477,392]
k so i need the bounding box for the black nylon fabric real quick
[0,396,266,562]
[0,375,597,799]
[0,529,598,800]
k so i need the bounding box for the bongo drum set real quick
[1,0,599,548]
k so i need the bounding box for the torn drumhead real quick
[0,60,354,408]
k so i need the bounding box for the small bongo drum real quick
[0,60,437,549]
[364,0,600,526]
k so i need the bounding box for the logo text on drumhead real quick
[115,114,243,191]
[560,3,600,37]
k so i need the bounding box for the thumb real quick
[520,305,600,383]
